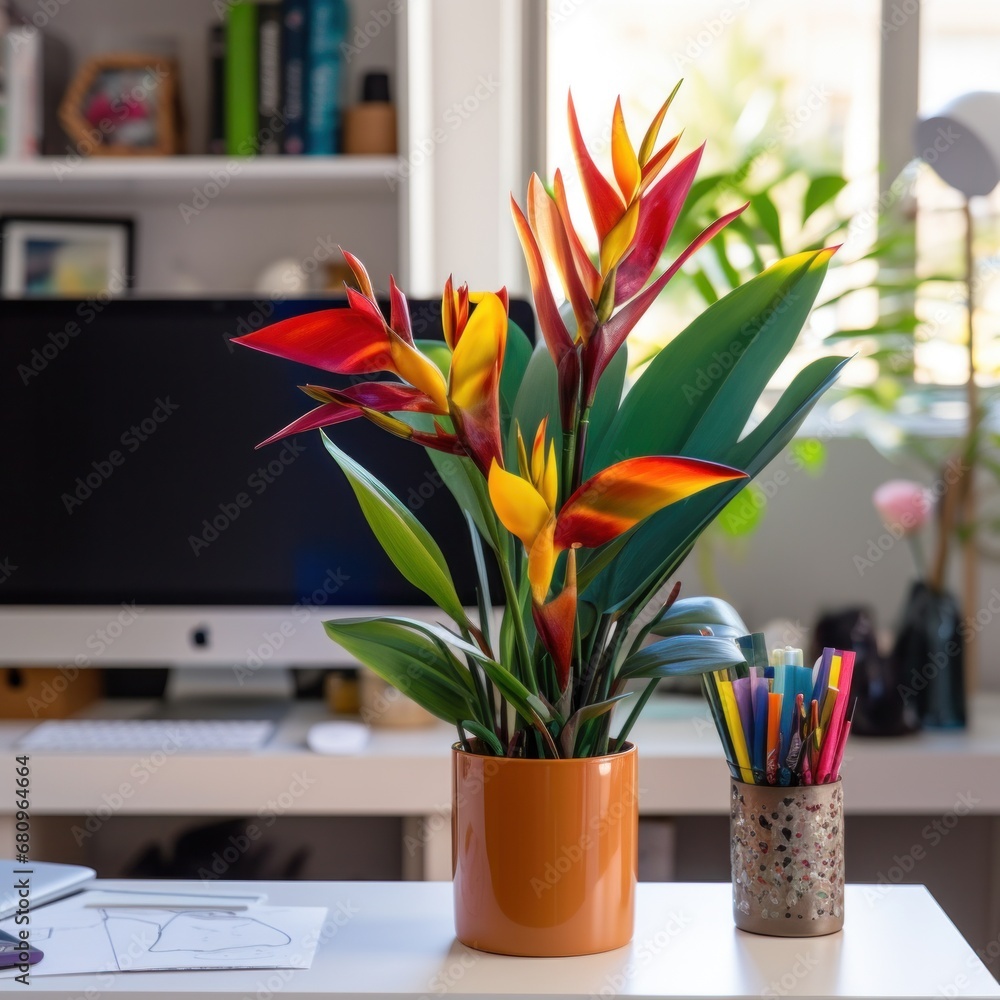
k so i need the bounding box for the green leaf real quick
[728,356,850,470]
[322,433,469,626]
[465,510,494,650]
[460,720,504,756]
[749,190,783,255]
[649,596,748,638]
[477,656,553,726]
[824,312,921,339]
[499,320,533,439]
[726,215,767,272]
[325,618,477,724]
[368,614,554,738]
[619,634,746,679]
[683,173,732,209]
[426,449,500,552]
[560,693,633,757]
[681,252,833,460]
[711,234,743,291]
[690,267,719,304]
[506,343,560,469]
[580,255,838,610]
[595,249,832,470]
[587,354,850,614]
[803,174,848,224]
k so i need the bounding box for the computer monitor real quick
[0,297,533,674]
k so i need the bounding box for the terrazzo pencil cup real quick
[730,779,844,936]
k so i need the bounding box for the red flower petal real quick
[583,204,746,403]
[256,382,439,448]
[510,194,575,362]
[615,144,705,304]
[235,309,391,375]
[567,91,625,242]
[389,274,415,345]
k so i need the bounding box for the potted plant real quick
[235,88,847,957]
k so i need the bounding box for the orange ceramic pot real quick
[452,742,638,957]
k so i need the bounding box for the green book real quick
[226,1,258,155]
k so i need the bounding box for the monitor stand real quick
[155,666,295,721]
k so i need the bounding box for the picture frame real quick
[59,54,183,156]
[0,216,134,298]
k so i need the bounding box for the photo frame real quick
[59,54,183,156]
[0,217,134,297]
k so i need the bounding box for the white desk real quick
[3,695,1000,879]
[5,880,998,999]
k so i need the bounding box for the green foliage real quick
[322,434,470,627]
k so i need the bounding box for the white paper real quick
[0,894,327,976]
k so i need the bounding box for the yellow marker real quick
[829,653,842,690]
[820,686,839,733]
[717,676,754,783]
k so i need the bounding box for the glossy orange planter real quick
[451,742,638,957]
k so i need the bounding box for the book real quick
[257,0,281,154]
[2,25,42,159]
[305,0,348,154]
[225,0,258,156]
[280,0,307,154]
[208,23,226,155]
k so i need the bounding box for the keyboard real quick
[17,719,275,753]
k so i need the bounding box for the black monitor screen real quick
[1,297,532,606]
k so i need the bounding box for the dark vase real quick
[892,581,967,729]
[813,606,919,737]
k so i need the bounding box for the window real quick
[546,1,1000,396]
[546,0,881,387]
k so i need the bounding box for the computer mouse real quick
[306,721,370,755]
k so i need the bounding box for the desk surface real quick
[2,694,1000,817]
[4,880,998,999]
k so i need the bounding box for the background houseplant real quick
[236,86,846,954]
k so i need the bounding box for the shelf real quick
[0,155,402,201]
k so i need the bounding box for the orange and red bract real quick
[511,90,749,411]
[235,269,509,475]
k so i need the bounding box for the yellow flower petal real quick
[449,293,506,411]
[637,80,682,167]
[388,332,449,410]
[527,516,559,603]
[488,460,551,550]
[530,417,548,488]
[543,439,558,511]
[516,423,530,481]
[600,200,640,275]
[611,97,640,202]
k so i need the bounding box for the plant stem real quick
[498,555,537,694]
[561,429,577,509]
[572,407,591,492]
[613,678,661,750]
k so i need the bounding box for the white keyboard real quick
[17,719,275,753]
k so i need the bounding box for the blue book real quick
[305,0,348,154]
[280,0,307,154]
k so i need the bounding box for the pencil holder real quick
[730,779,844,936]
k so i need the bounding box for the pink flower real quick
[873,480,933,535]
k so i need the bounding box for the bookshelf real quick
[0,0,408,293]
[0,156,401,199]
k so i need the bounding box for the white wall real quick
[402,0,542,296]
